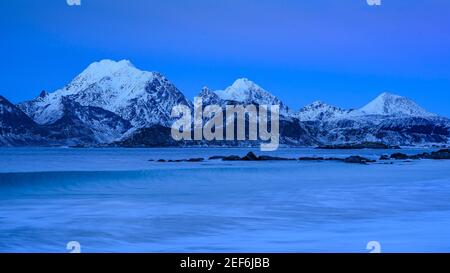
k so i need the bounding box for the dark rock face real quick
[390,153,410,160]
[0,96,49,146]
[186,158,204,162]
[428,149,450,159]
[416,149,450,160]
[242,152,294,161]
[242,152,258,161]
[42,98,132,145]
[1,96,131,146]
[343,156,376,164]
[388,149,450,160]
[153,149,450,165]
[209,156,227,160]
[116,125,184,147]
[298,155,375,164]
[222,155,242,161]
[299,157,325,161]
[190,152,295,162]
[317,142,399,150]
[375,117,450,144]
[159,158,205,163]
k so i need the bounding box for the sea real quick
[1,147,450,253]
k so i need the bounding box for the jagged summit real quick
[0,95,38,134]
[82,59,135,75]
[358,92,435,117]
[198,86,222,106]
[295,101,349,121]
[2,59,449,147]
[39,90,49,98]
[19,59,191,128]
[215,78,267,102]
[214,78,290,114]
[0,95,8,103]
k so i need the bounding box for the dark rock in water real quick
[409,153,428,160]
[186,158,204,162]
[317,142,400,150]
[242,152,259,161]
[388,149,450,160]
[222,155,242,161]
[209,156,226,160]
[258,155,294,161]
[326,157,345,161]
[426,149,450,159]
[161,158,203,162]
[379,155,390,160]
[148,159,155,162]
[299,157,325,161]
[390,153,410,160]
[344,156,376,164]
[221,152,294,161]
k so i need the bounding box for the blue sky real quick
[1,0,450,115]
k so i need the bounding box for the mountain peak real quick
[78,59,137,79]
[309,101,331,107]
[39,90,49,98]
[0,95,16,110]
[200,86,213,93]
[198,86,222,105]
[214,78,289,113]
[296,101,347,121]
[230,77,256,88]
[359,92,435,117]
[214,78,261,101]
[87,59,135,70]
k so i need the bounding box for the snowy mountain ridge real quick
[19,59,191,128]
[1,59,448,147]
[214,78,291,115]
[294,92,438,123]
[294,101,351,121]
[358,92,435,117]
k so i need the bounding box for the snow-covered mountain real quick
[42,98,132,144]
[0,95,49,146]
[1,60,449,147]
[294,92,435,121]
[0,94,131,146]
[214,78,290,115]
[19,59,191,128]
[193,84,317,147]
[295,101,351,121]
[296,93,449,145]
[357,92,435,117]
[198,86,222,106]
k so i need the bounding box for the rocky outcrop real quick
[317,142,400,150]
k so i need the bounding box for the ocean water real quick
[1,147,450,253]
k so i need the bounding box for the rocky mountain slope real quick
[1,59,449,147]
